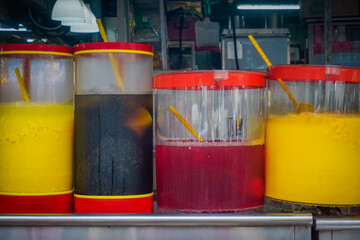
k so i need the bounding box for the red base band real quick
[74,193,154,214]
[0,192,73,214]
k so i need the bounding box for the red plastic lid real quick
[0,191,73,214]
[0,44,73,55]
[74,42,154,56]
[154,70,266,89]
[74,193,153,214]
[268,65,360,82]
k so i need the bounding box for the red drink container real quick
[154,71,266,213]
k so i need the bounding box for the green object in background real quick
[131,0,159,38]
[204,0,219,16]
[131,1,143,29]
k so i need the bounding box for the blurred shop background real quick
[0,0,359,72]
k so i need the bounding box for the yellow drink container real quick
[0,44,74,213]
[265,65,360,215]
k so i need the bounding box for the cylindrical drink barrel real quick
[74,42,154,213]
[265,65,360,215]
[0,44,74,213]
[154,70,266,213]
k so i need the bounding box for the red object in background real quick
[313,25,324,54]
[0,192,73,214]
[332,41,342,53]
[156,142,264,213]
[74,194,154,214]
[340,41,353,53]
[195,45,221,52]
[167,16,196,41]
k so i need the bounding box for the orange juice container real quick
[265,65,360,215]
[0,44,74,213]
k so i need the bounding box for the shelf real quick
[131,0,168,70]
[133,0,160,10]
[133,37,161,43]
[307,21,360,66]
[313,52,360,67]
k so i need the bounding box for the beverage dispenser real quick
[154,70,266,213]
[74,42,154,213]
[266,65,360,215]
[0,44,74,213]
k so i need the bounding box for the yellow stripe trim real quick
[74,49,154,56]
[74,192,154,199]
[0,51,73,57]
[0,189,73,196]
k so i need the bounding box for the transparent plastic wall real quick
[267,66,360,115]
[0,45,73,103]
[0,44,74,213]
[74,43,153,95]
[265,65,360,212]
[156,85,264,142]
[154,71,266,213]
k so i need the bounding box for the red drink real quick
[156,141,264,213]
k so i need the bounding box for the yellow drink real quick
[265,113,360,205]
[0,103,74,193]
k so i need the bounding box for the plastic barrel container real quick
[154,70,266,213]
[265,65,360,215]
[0,44,74,213]
[73,42,154,213]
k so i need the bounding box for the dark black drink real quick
[74,94,153,196]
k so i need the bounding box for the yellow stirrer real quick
[169,105,205,142]
[14,67,30,102]
[96,19,125,92]
[248,34,317,113]
[248,34,298,108]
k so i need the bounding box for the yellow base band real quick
[74,192,154,200]
[74,49,154,56]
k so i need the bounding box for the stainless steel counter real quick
[0,214,313,240]
[315,217,360,240]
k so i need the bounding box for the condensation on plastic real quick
[75,52,153,95]
[0,55,73,104]
[268,66,360,115]
[156,85,265,143]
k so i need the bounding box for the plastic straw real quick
[248,34,299,108]
[14,67,30,102]
[169,105,205,142]
[96,19,125,92]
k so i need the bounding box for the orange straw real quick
[248,34,299,108]
[169,105,205,142]
[14,67,30,102]
[96,19,125,92]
